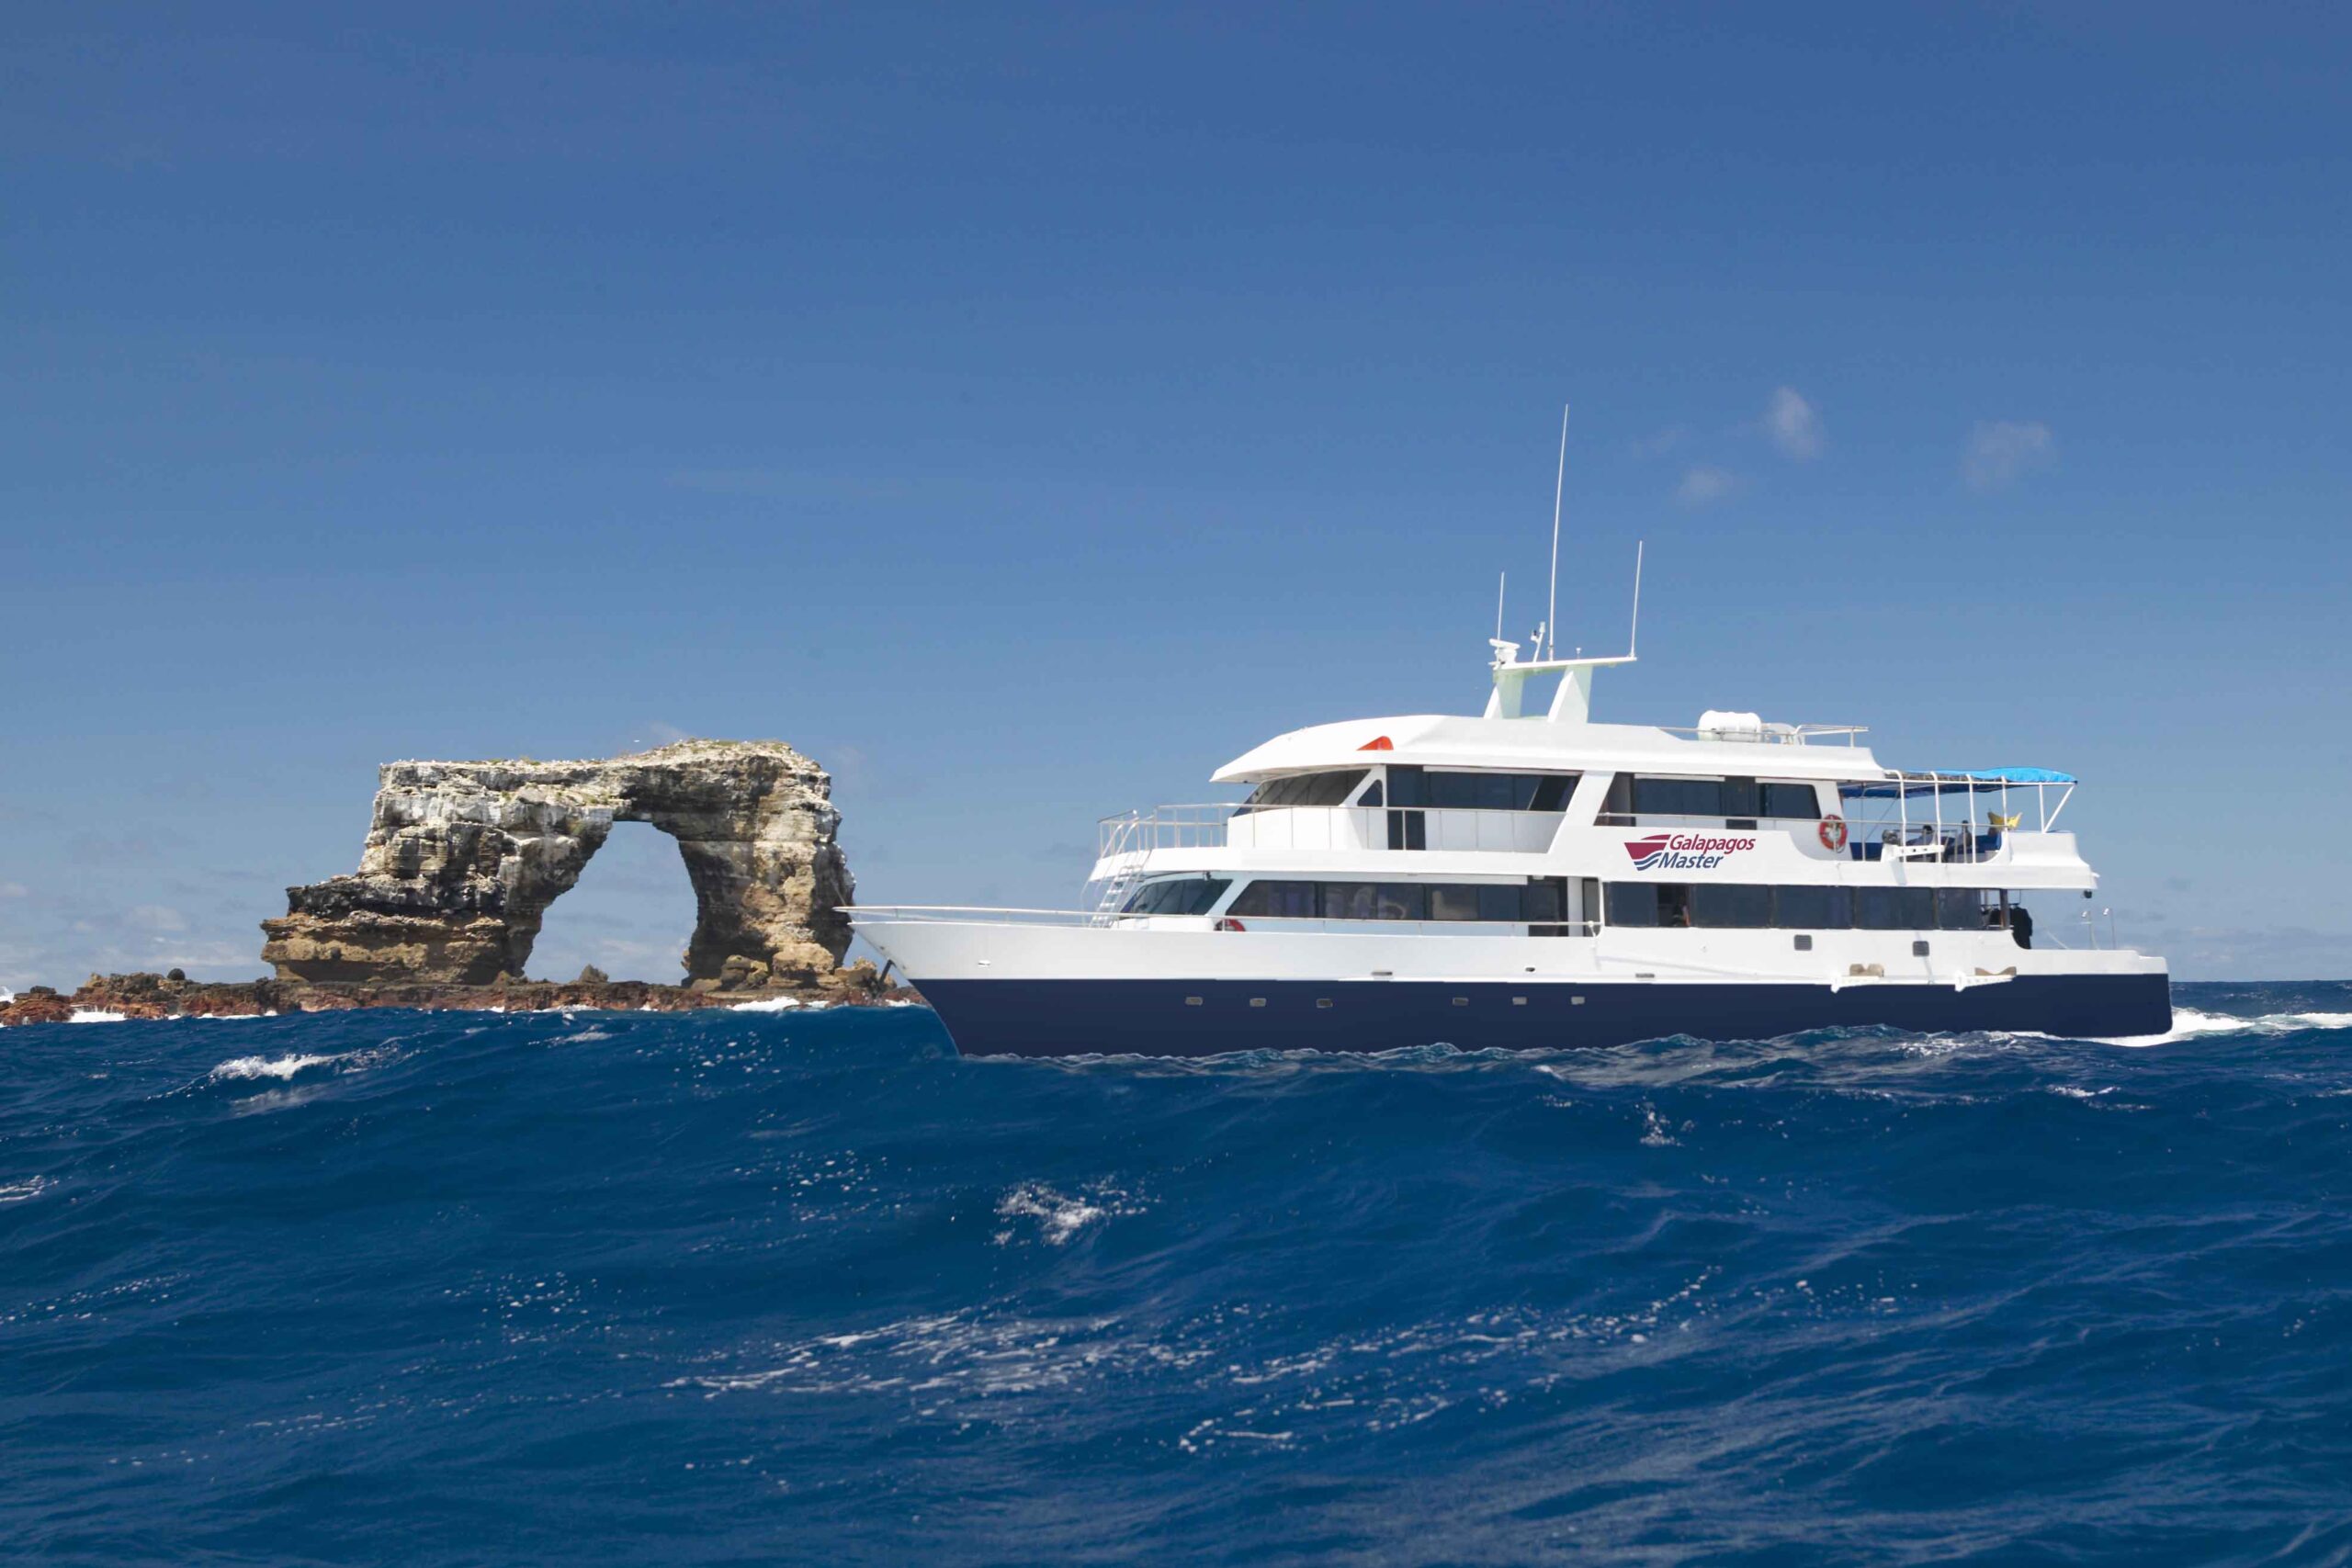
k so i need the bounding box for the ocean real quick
[4,982,2348,1565]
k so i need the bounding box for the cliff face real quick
[260,739,853,987]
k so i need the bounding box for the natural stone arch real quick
[261,739,852,988]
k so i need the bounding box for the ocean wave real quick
[207,1046,392,1083]
[8,980,2352,1563]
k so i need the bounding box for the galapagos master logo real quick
[1623,832,1757,871]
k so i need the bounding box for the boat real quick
[852,614,2171,1057]
[854,435,2170,1058]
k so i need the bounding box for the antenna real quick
[1546,404,1568,660]
[1494,571,1506,642]
[1627,539,1645,658]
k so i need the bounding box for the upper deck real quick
[1090,647,2093,902]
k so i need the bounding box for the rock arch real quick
[261,739,853,988]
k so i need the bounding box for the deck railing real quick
[1096,804,1566,861]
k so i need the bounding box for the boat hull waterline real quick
[917,973,2175,1057]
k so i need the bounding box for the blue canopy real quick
[1839,767,2075,801]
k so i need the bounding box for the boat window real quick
[1428,885,1484,921]
[1530,774,1577,812]
[1606,883,1658,927]
[1358,778,1384,807]
[1692,883,1772,928]
[1935,889,1984,930]
[1121,876,1232,917]
[1627,775,1826,820]
[1607,883,1696,927]
[1227,880,1317,919]
[1386,767,1577,811]
[1771,885,1851,929]
[1239,770,1369,811]
[1239,880,1578,922]
[1632,777,1722,818]
[1856,886,1936,930]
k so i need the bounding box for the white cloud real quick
[0,882,26,898]
[1766,387,1823,459]
[1963,421,2056,490]
[1676,466,1741,506]
[1631,426,1687,460]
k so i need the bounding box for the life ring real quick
[1818,816,1849,852]
[1216,917,1247,932]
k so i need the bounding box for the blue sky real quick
[3,5,2346,987]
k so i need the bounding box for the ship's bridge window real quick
[1238,770,1369,812]
[1121,876,1231,917]
[1385,768,1577,811]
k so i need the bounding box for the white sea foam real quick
[2091,1007,2352,1048]
[210,1053,344,1081]
[729,996,830,1012]
[0,1177,49,1203]
[67,1009,130,1024]
[991,1181,1144,1247]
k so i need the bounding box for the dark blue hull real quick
[918,974,2174,1057]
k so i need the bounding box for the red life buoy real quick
[1216,917,1247,932]
[1818,816,1849,852]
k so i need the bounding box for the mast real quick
[1546,404,1568,659]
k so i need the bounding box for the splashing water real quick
[3,981,2349,1564]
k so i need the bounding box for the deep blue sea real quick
[5,982,2350,1566]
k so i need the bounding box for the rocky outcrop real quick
[260,739,853,988]
[0,964,911,1027]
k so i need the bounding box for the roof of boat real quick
[1212,714,1894,784]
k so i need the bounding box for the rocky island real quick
[0,739,911,1026]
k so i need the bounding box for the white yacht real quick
[854,626,2170,1058]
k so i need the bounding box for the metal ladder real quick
[1088,812,1148,926]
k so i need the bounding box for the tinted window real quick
[1123,877,1231,916]
[1228,880,1316,919]
[1857,887,1935,929]
[1427,772,1478,809]
[1322,883,1379,920]
[1657,885,1694,927]
[1428,886,1484,921]
[1761,783,1820,819]
[1935,889,1984,930]
[1414,771,1577,810]
[1375,884,1426,921]
[1633,777,1722,817]
[1241,771,1366,809]
[1692,883,1771,928]
[1607,883,1659,927]
[1773,886,1851,929]
[1485,883,1532,921]
[1721,777,1762,818]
